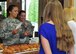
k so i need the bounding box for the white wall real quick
[74,0,76,8]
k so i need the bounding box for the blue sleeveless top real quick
[39,23,66,54]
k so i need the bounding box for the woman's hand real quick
[12,29,18,35]
[23,31,30,36]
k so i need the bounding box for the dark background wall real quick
[0,0,6,2]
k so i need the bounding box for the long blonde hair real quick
[43,0,74,52]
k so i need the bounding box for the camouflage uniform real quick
[0,18,21,45]
[0,15,5,43]
[19,20,33,43]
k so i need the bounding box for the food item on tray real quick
[2,43,39,53]
[20,44,29,51]
[3,47,14,54]
[31,44,39,50]
[8,46,15,51]
[10,45,21,52]
[14,46,21,52]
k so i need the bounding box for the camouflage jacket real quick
[0,18,21,45]
[20,20,33,38]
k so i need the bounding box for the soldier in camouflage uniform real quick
[18,10,33,43]
[0,11,5,43]
[0,5,21,45]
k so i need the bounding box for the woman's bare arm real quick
[41,35,52,54]
[69,46,74,54]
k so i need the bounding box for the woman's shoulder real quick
[25,20,31,23]
[15,19,21,23]
[3,18,21,24]
[40,23,46,28]
[3,18,9,22]
[39,22,55,31]
[24,20,32,25]
[40,22,55,27]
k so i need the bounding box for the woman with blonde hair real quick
[39,0,74,54]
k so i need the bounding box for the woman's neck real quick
[8,15,15,19]
[47,20,54,25]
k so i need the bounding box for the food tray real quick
[15,50,38,54]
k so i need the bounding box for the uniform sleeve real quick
[24,20,33,35]
[26,21,33,35]
[15,19,23,34]
[0,22,6,38]
[0,21,12,38]
[39,25,48,40]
